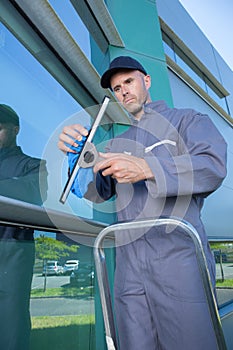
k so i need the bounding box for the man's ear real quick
[144,74,151,90]
[14,125,19,136]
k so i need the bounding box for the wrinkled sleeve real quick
[145,113,227,198]
[84,139,116,202]
[0,159,48,205]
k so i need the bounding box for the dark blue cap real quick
[100,56,147,89]
[0,104,19,126]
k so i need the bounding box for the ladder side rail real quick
[94,217,227,350]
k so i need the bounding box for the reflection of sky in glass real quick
[0,21,93,219]
[162,36,229,114]
[1,23,80,155]
[48,0,91,58]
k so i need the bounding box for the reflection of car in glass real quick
[70,263,94,287]
[63,259,79,275]
[43,260,63,276]
[213,251,228,263]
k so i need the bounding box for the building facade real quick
[0,0,232,349]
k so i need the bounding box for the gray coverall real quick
[86,100,227,349]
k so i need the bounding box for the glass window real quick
[47,0,91,58]
[162,32,176,62]
[0,20,98,350]
[162,32,230,115]
[174,45,207,92]
[175,54,207,92]
[0,21,94,218]
[204,76,230,112]
[210,242,233,307]
[31,235,95,350]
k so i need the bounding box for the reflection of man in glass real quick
[0,104,48,350]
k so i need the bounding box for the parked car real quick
[43,260,63,276]
[213,250,228,263]
[63,259,79,275]
[70,263,94,287]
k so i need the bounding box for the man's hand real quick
[58,124,89,153]
[94,152,154,184]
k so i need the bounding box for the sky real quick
[179,0,233,71]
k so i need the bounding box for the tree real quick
[35,235,79,291]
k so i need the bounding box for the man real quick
[0,104,48,350]
[58,56,227,349]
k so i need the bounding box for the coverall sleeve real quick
[83,171,116,202]
[84,140,117,202]
[145,113,227,198]
[0,159,48,205]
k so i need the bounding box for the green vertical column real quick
[93,0,173,105]
[91,1,173,349]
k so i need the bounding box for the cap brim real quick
[100,66,147,89]
[100,68,122,89]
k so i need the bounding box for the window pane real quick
[162,32,176,62]
[210,243,233,306]
[48,0,91,58]
[31,234,95,350]
[163,41,175,61]
[0,22,93,218]
[162,33,230,115]
[0,20,97,349]
[174,45,207,92]
[205,76,229,113]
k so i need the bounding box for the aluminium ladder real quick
[93,217,227,350]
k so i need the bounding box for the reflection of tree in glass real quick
[35,235,79,291]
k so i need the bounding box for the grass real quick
[30,280,232,350]
[31,286,94,298]
[31,314,94,328]
[30,286,96,349]
[216,279,233,287]
[30,315,95,350]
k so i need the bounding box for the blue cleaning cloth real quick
[67,129,94,198]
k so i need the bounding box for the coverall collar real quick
[130,100,168,124]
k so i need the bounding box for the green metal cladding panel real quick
[105,0,164,56]
[94,0,173,105]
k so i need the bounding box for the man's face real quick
[0,123,18,149]
[110,70,151,120]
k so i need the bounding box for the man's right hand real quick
[57,124,89,153]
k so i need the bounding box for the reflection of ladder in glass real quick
[94,217,227,350]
